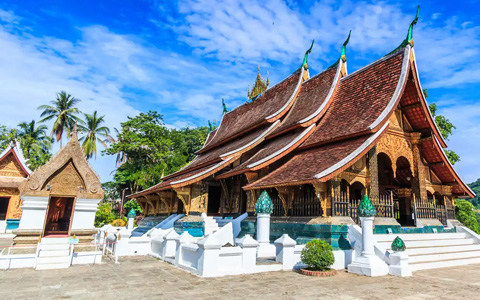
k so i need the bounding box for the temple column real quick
[276,187,294,216]
[245,172,259,215]
[312,182,328,217]
[367,147,379,200]
[174,187,191,215]
[411,133,427,202]
[189,183,207,215]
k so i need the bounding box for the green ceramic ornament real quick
[127,208,136,218]
[255,190,274,214]
[357,195,377,217]
[391,236,406,252]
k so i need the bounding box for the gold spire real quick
[247,66,269,101]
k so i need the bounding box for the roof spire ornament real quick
[341,30,351,62]
[247,66,269,101]
[222,98,228,114]
[407,5,420,46]
[302,40,314,69]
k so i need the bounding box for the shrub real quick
[94,202,116,227]
[123,199,143,215]
[456,200,480,234]
[111,219,126,227]
[300,239,335,271]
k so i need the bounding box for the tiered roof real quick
[0,141,31,188]
[131,22,474,199]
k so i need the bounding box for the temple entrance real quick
[0,197,9,220]
[207,185,221,215]
[176,198,184,214]
[43,197,75,236]
[378,153,414,226]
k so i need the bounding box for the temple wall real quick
[18,196,48,230]
[71,198,101,230]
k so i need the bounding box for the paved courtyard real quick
[1,256,479,299]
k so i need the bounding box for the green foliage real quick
[17,120,53,170]
[455,200,479,234]
[104,111,209,193]
[467,178,480,208]
[38,91,82,147]
[428,102,460,165]
[77,111,111,160]
[0,125,16,151]
[102,181,119,201]
[94,202,117,227]
[300,239,335,271]
[123,199,143,215]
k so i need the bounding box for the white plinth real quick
[348,216,388,277]
[256,213,275,258]
[18,196,49,230]
[388,252,412,277]
[128,217,134,229]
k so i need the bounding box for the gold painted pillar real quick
[312,182,328,217]
[367,146,379,200]
[189,183,207,215]
[411,133,427,202]
[174,187,191,215]
[245,172,259,214]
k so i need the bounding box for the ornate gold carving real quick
[376,133,414,174]
[42,160,85,196]
[312,182,328,217]
[175,187,191,215]
[0,153,27,178]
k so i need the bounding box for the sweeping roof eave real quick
[197,68,304,153]
[243,122,389,190]
[299,45,411,150]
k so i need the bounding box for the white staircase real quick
[203,216,219,235]
[375,232,480,271]
[35,238,72,270]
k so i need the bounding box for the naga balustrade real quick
[332,193,394,224]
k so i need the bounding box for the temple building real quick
[129,15,474,233]
[13,128,103,244]
[0,141,31,233]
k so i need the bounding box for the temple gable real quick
[0,153,27,178]
[42,160,86,196]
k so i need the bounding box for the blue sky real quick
[0,0,479,184]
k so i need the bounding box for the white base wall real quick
[0,251,102,270]
[18,196,48,230]
[71,198,101,230]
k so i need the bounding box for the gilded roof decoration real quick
[248,66,269,100]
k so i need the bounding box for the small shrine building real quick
[13,128,104,243]
[0,141,31,233]
[129,16,474,231]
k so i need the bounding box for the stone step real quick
[40,238,69,244]
[38,249,70,257]
[38,243,70,251]
[406,244,480,256]
[35,262,70,270]
[409,250,480,263]
[374,233,466,242]
[37,255,71,264]
[410,256,480,271]
[378,238,475,249]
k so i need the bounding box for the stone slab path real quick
[1,256,479,299]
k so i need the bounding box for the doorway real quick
[207,185,222,215]
[0,197,9,220]
[44,197,75,236]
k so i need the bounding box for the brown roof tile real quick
[270,66,338,136]
[301,49,406,148]
[199,69,302,152]
[244,132,377,190]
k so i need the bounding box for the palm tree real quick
[78,111,112,159]
[38,91,82,147]
[109,127,127,167]
[17,120,52,156]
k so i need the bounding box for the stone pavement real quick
[1,256,479,300]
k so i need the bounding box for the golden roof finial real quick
[248,66,269,101]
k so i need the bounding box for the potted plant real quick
[300,239,337,276]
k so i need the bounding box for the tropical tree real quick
[0,125,16,151]
[17,120,53,170]
[77,111,112,160]
[38,91,82,147]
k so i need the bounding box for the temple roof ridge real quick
[0,140,31,176]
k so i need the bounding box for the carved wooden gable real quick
[20,131,103,199]
[42,160,85,196]
[0,152,28,178]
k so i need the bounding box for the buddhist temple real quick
[129,11,474,235]
[0,141,31,233]
[13,127,104,244]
